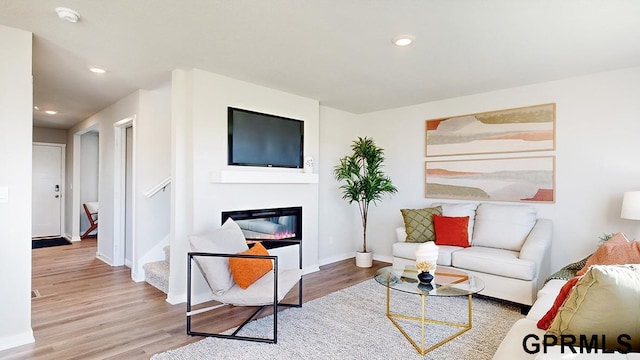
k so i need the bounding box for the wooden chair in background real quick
[81,202,99,239]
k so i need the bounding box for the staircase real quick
[143,245,170,294]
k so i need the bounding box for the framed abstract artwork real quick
[425,156,555,203]
[425,103,555,157]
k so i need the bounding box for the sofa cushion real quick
[188,218,249,296]
[451,246,536,281]
[391,242,461,266]
[547,264,640,352]
[400,206,442,243]
[536,279,567,298]
[472,203,537,251]
[434,215,470,247]
[213,268,303,306]
[439,203,477,244]
[434,245,462,266]
[576,232,640,276]
[527,280,567,322]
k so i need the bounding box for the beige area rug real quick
[152,279,523,360]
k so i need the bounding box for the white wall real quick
[33,127,67,144]
[168,69,320,303]
[0,24,34,350]
[68,92,140,264]
[132,83,172,279]
[319,66,640,272]
[318,106,363,264]
[67,84,172,279]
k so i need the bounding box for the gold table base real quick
[385,283,473,355]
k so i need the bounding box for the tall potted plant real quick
[334,136,397,267]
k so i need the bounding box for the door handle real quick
[55,195,60,198]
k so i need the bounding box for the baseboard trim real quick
[318,252,354,266]
[166,292,185,305]
[372,253,393,264]
[0,330,34,351]
[95,252,114,266]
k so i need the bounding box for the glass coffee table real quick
[374,265,485,355]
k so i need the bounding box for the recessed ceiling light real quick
[89,67,107,74]
[392,35,415,47]
[44,110,58,115]
[55,7,80,23]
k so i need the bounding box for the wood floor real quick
[0,238,387,360]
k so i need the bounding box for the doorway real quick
[79,131,99,238]
[114,116,135,268]
[32,143,65,238]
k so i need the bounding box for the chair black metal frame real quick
[186,240,302,344]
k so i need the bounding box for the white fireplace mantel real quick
[211,169,319,184]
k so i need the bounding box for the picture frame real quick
[425,103,555,157]
[425,156,555,203]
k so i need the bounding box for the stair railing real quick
[144,176,171,198]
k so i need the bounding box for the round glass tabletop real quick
[374,265,485,297]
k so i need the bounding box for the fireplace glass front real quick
[221,206,302,249]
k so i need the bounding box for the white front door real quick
[32,143,64,238]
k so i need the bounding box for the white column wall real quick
[129,84,172,280]
[168,69,320,303]
[0,24,34,351]
[317,106,363,264]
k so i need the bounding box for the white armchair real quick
[186,219,302,343]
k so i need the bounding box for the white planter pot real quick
[355,251,373,268]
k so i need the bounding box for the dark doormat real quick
[32,237,72,249]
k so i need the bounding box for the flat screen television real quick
[228,107,304,168]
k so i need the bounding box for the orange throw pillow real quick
[433,215,470,248]
[576,232,640,276]
[229,242,273,289]
[537,276,580,330]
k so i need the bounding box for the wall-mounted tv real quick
[228,107,304,168]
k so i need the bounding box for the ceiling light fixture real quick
[392,34,415,47]
[89,67,107,74]
[44,110,58,115]
[55,7,80,23]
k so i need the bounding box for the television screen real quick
[228,107,304,168]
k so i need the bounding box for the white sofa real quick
[393,203,552,306]
[493,278,640,359]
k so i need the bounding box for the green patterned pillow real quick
[400,206,442,243]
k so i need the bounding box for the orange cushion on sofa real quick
[433,215,470,248]
[229,242,273,289]
[576,232,640,276]
[537,276,580,330]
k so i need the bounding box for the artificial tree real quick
[334,136,397,264]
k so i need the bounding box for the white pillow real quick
[440,203,478,245]
[189,218,249,295]
[472,203,536,251]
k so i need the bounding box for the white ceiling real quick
[2,0,640,129]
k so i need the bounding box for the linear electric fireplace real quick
[222,206,302,249]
